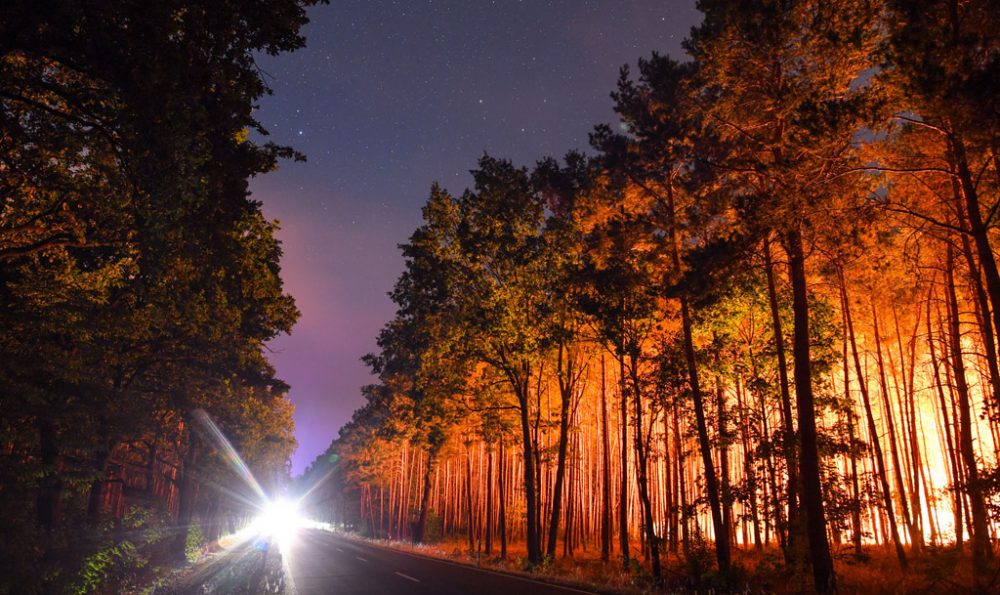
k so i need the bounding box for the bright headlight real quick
[255,498,302,545]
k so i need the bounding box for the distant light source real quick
[255,498,303,547]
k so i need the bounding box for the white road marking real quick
[355,556,369,562]
[336,547,344,552]
[394,571,420,583]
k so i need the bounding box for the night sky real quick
[249,0,702,475]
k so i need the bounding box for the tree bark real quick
[840,265,907,569]
[785,228,835,592]
[630,357,661,580]
[618,351,630,566]
[871,301,918,553]
[546,341,575,558]
[668,180,730,572]
[600,354,613,561]
[764,239,798,550]
[499,438,507,558]
[514,368,542,564]
[413,443,440,544]
[944,244,994,585]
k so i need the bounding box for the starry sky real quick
[249,0,702,475]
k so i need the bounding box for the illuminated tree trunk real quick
[618,351,630,566]
[630,357,661,580]
[414,443,440,544]
[716,373,733,549]
[840,266,907,569]
[516,370,542,564]
[871,301,918,553]
[892,302,925,553]
[841,325,863,556]
[667,184,732,573]
[667,179,729,572]
[926,293,963,550]
[953,137,1000,400]
[673,401,690,555]
[499,439,507,558]
[944,245,994,584]
[954,176,1000,419]
[466,443,475,553]
[663,411,677,553]
[736,378,762,549]
[485,447,493,555]
[785,228,834,592]
[563,427,577,558]
[600,354,613,561]
[547,341,575,558]
[764,239,798,553]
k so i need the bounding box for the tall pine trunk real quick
[413,443,440,544]
[668,181,730,571]
[870,302,918,553]
[840,266,907,569]
[600,354,613,561]
[618,351,630,566]
[547,341,574,558]
[785,228,834,592]
[764,239,798,551]
[944,244,994,585]
[630,358,661,580]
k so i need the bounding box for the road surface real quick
[283,530,596,594]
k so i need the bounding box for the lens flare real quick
[254,497,303,547]
[192,408,267,503]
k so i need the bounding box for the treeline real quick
[306,0,1000,591]
[0,2,320,593]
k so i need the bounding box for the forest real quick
[0,2,320,593]
[300,0,1000,592]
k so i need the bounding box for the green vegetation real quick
[301,1,1000,592]
[0,1,321,592]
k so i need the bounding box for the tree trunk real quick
[515,370,542,564]
[944,244,994,585]
[663,409,677,553]
[618,351,630,566]
[668,180,730,572]
[485,446,493,555]
[499,438,507,558]
[764,239,798,549]
[737,378,762,550]
[547,342,574,558]
[926,290,963,551]
[630,357,661,580]
[785,228,835,592]
[953,169,1000,421]
[87,449,112,520]
[871,301,918,553]
[172,442,200,561]
[466,444,475,554]
[840,265,907,569]
[600,354,613,561]
[716,373,733,549]
[414,443,440,544]
[953,135,1000,402]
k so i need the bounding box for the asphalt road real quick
[283,530,597,595]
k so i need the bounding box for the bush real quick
[185,525,206,564]
[72,540,146,595]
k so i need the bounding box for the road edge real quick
[328,531,639,595]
